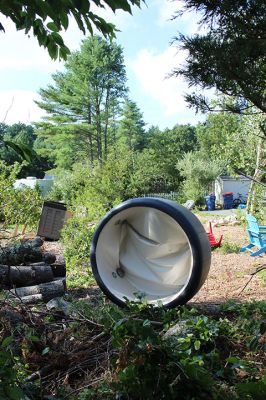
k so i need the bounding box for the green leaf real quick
[29,335,40,343]
[5,386,24,400]
[4,141,34,162]
[194,340,201,350]
[105,0,132,13]
[60,13,69,30]
[47,21,60,32]
[1,336,12,348]
[50,32,64,46]
[236,381,266,400]
[143,319,151,327]
[47,41,59,60]
[42,347,50,355]
[59,45,71,60]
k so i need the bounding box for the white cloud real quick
[156,0,180,26]
[156,0,201,35]
[0,91,45,125]
[90,2,139,31]
[130,46,191,118]
[0,5,138,73]
[0,17,63,71]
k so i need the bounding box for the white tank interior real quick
[95,207,193,305]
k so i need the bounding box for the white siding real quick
[215,176,251,204]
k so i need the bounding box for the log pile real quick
[0,237,66,304]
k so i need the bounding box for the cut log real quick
[7,279,66,302]
[0,264,54,287]
[51,263,66,277]
[0,240,57,266]
[24,237,44,248]
[25,262,46,266]
[43,252,56,264]
[13,294,43,304]
[0,243,43,265]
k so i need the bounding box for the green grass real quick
[66,261,96,288]
[217,241,241,254]
[258,268,266,284]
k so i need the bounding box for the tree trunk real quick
[103,89,110,160]
[7,279,66,302]
[87,104,94,164]
[95,100,102,162]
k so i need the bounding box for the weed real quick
[1,296,265,400]
[258,268,266,284]
[235,272,245,278]
[218,241,241,254]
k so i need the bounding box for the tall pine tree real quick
[36,36,127,169]
[117,98,146,152]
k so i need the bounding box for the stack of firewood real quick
[0,237,66,304]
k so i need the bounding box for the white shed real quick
[214,175,251,204]
[14,175,54,196]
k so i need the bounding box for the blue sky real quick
[0,0,205,129]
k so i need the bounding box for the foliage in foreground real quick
[0,162,42,233]
[0,0,144,59]
[0,298,265,400]
[173,0,266,114]
[61,216,96,287]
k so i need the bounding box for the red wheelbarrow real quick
[207,222,223,248]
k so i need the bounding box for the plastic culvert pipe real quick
[90,198,211,308]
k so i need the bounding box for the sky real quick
[0,0,206,130]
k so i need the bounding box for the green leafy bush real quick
[0,336,25,400]
[177,152,225,204]
[82,300,266,400]
[0,162,42,231]
[61,216,97,288]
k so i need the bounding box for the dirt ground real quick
[193,219,266,303]
[44,219,265,305]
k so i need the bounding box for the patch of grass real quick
[235,272,245,278]
[218,241,241,254]
[66,262,96,288]
[257,268,266,284]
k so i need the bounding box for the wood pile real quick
[0,237,66,304]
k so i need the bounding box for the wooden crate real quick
[37,201,68,240]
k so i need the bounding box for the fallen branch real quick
[238,265,266,295]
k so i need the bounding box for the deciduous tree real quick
[0,0,144,59]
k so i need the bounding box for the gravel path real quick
[193,222,266,303]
